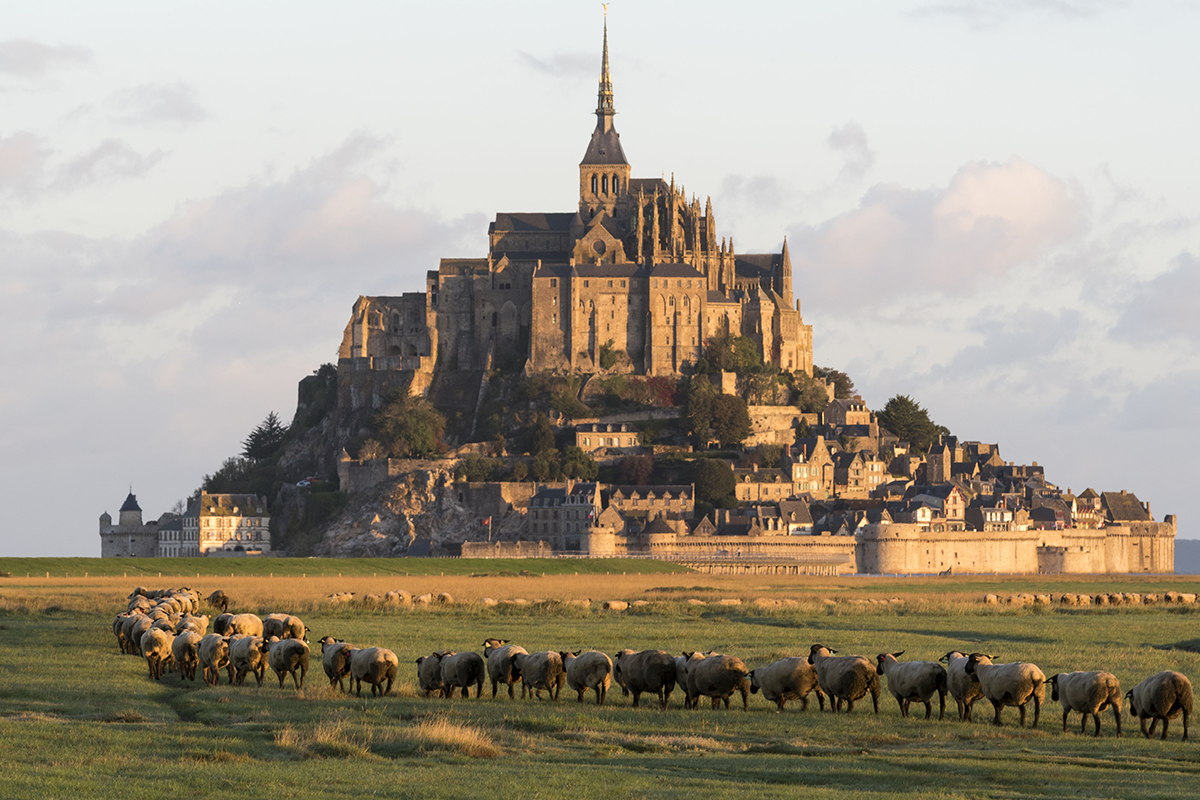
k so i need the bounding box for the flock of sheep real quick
[986,591,1198,607]
[111,586,1193,742]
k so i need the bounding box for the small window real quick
[584,280,589,288]
[602,175,608,194]
[550,278,557,287]
[591,175,597,193]
[620,280,626,288]
[608,280,613,288]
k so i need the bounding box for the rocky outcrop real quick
[313,467,524,557]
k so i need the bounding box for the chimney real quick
[752,463,758,473]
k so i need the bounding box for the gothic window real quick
[492,313,498,327]
[591,175,597,194]
[602,175,608,194]
[669,296,675,306]
[613,175,620,193]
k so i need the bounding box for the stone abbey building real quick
[339,21,812,398]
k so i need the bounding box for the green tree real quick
[616,455,654,485]
[599,339,619,370]
[814,366,855,399]
[682,376,718,446]
[530,413,556,455]
[791,370,831,413]
[561,446,599,480]
[371,390,446,458]
[241,411,286,460]
[795,417,812,440]
[705,333,763,374]
[711,393,752,448]
[531,450,562,481]
[693,458,735,505]
[875,394,948,453]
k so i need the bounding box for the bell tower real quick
[579,12,630,218]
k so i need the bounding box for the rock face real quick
[312,467,523,557]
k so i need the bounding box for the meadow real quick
[2,564,1200,799]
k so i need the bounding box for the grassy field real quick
[3,571,1200,799]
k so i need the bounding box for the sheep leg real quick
[991,699,1004,726]
[740,687,748,711]
[1140,717,1151,738]
[845,698,855,713]
[938,691,946,721]
[1063,709,1070,732]
[923,699,932,720]
[385,676,394,696]
[896,696,907,717]
[1182,708,1189,741]
[1160,717,1169,741]
[871,689,880,714]
[1032,694,1040,728]
[598,685,606,705]
[1018,702,1027,727]
[631,690,641,708]
[1113,704,1122,737]
[1092,713,1102,737]
[815,690,826,712]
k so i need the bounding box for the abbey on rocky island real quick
[338,20,811,397]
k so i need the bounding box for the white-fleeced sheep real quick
[563,650,613,705]
[1126,671,1192,741]
[807,645,880,714]
[749,657,825,712]
[1050,671,1122,737]
[964,653,1045,728]
[940,650,985,722]
[875,652,947,720]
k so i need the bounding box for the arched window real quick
[612,174,619,194]
[602,175,608,194]
[591,175,598,194]
[492,312,498,327]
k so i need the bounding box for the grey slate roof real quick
[491,212,576,232]
[649,263,706,279]
[1101,491,1151,522]
[120,492,141,513]
[580,126,629,166]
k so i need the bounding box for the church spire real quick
[596,11,615,132]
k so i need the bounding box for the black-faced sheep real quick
[686,653,750,710]
[440,651,486,698]
[417,652,448,697]
[807,645,880,714]
[875,652,947,720]
[483,639,528,699]
[940,650,985,722]
[749,657,825,712]
[563,650,613,705]
[205,590,231,612]
[319,637,353,692]
[1050,671,1122,737]
[172,630,203,682]
[1126,671,1192,741]
[612,649,676,709]
[140,627,175,680]
[231,636,271,686]
[964,653,1045,727]
[198,634,231,686]
[267,638,310,689]
[513,651,565,700]
[352,647,399,697]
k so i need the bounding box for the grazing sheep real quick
[686,653,751,711]
[807,645,880,714]
[612,648,637,697]
[127,596,153,613]
[875,652,947,720]
[1126,671,1192,741]
[351,647,399,697]
[384,590,412,605]
[319,637,354,692]
[264,614,309,642]
[612,650,676,709]
[964,653,1045,727]
[563,650,613,705]
[226,613,264,637]
[172,630,203,682]
[112,612,136,653]
[231,636,271,687]
[198,634,231,686]
[140,627,175,680]
[677,652,708,709]
[437,592,454,604]
[176,614,209,636]
[1050,671,1122,737]
[483,639,528,699]
[268,638,310,690]
[441,651,486,698]
[749,657,826,712]
[416,652,448,697]
[940,650,985,722]
[513,651,565,700]
[212,613,234,636]
[124,615,154,656]
[205,591,231,612]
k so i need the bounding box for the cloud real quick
[0,38,93,78]
[827,122,875,181]
[517,51,594,79]
[52,139,165,191]
[910,0,1123,29]
[0,131,50,195]
[0,133,163,198]
[1112,251,1200,347]
[790,157,1086,305]
[108,82,208,126]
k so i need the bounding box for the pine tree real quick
[241,411,286,460]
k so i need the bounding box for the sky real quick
[2,1,1197,556]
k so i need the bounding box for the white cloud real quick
[827,122,875,181]
[0,38,93,79]
[52,139,165,191]
[1112,251,1200,348]
[0,131,49,196]
[516,51,594,79]
[791,157,1086,304]
[108,82,208,127]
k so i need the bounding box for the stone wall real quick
[746,406,818,447]
[461,540,552,558]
